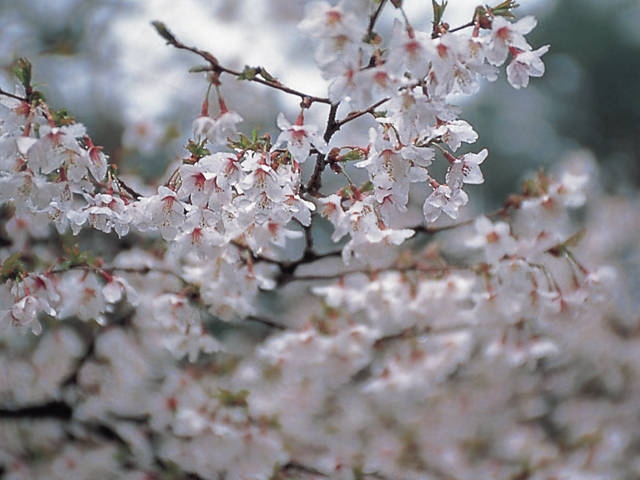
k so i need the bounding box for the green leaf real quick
[258,67,277,83]
[250,127,260,143]
[491,0,519,18]
[186,139,210,159]
[12,58,32,91]
[188,65,211,73]
[228,128,271,151]
[51,108,75,126]
[0,253,26,282]
[361,181,374,193]
[215,388,249,408]
[341,149,365,162]
[432,0,448,26]
[232,133,251,149]
[238,65,258,81]
[28,90,46,104]
[562,229,586,249]
[61,244,97,270]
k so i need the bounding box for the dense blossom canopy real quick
[0,1,638,479]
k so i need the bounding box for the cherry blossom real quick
[446,148,488,187]
[507,45,550,89]
[485,15,538,66]
[466,215,518,263]
[387,19,434,79]
[430,119,478,152]
[1,3,633,480]
[206,110,243,145]
[192,114,216,138]
[423,183,470,222]
[275,112,328,163]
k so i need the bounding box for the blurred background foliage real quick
[470,0,640,206]
[0,0,638,200]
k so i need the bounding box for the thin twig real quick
[412,206,511,235]
[152,21,331,105]
[289,262,465,284]
[275,249,342,286]
[334,97,389,130]
[367,0,388,34]
[447,20,475,34]
[244,315,287,330]
[0,87,27,102]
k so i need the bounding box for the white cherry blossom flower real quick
[446,149,488,188]
[177,163,218,207]
[423,184,469,222]
[207,110,243,145]
[274,112,327,163]
[507,45,550,89]
[485,16,538,67]
[430,119,478,152]
[102,274,138,306]
[192,115,216,138]
[10,295,45,334]
[157,186,186,237]
[387,21,434,79]
[57,270,108,324]
[298,1,366,43]
[466,215,518,263]
[431,33,481,96]
[357,130,431,211]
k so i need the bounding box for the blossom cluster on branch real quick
[0,1,638,479]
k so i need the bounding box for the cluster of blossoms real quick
[297,0,549,263]
[1,1,639,479]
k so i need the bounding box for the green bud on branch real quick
[151,21,177,44]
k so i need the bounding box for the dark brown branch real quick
[334,97,389,130]
[305,103,339,194]
[152,21,331,105]
[368,0,388,34]
[373,323,474,349]
[111,171,144,200]
[217,64,331,105]
[304,96,395,195]
[0,401,72,420]
[244,315,287,330]
[412,205,511,235]
[289,262,465,284]
[0,87,27,102]
[275,249,342,286]
[447,20,475,34]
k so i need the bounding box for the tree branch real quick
[152,21,331,105]
[305,103,339,194]
[244,315,287,330]
[334,97,389,130]
[368,0,389,35]
[0,401,72,420]
[0,87,27,102]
